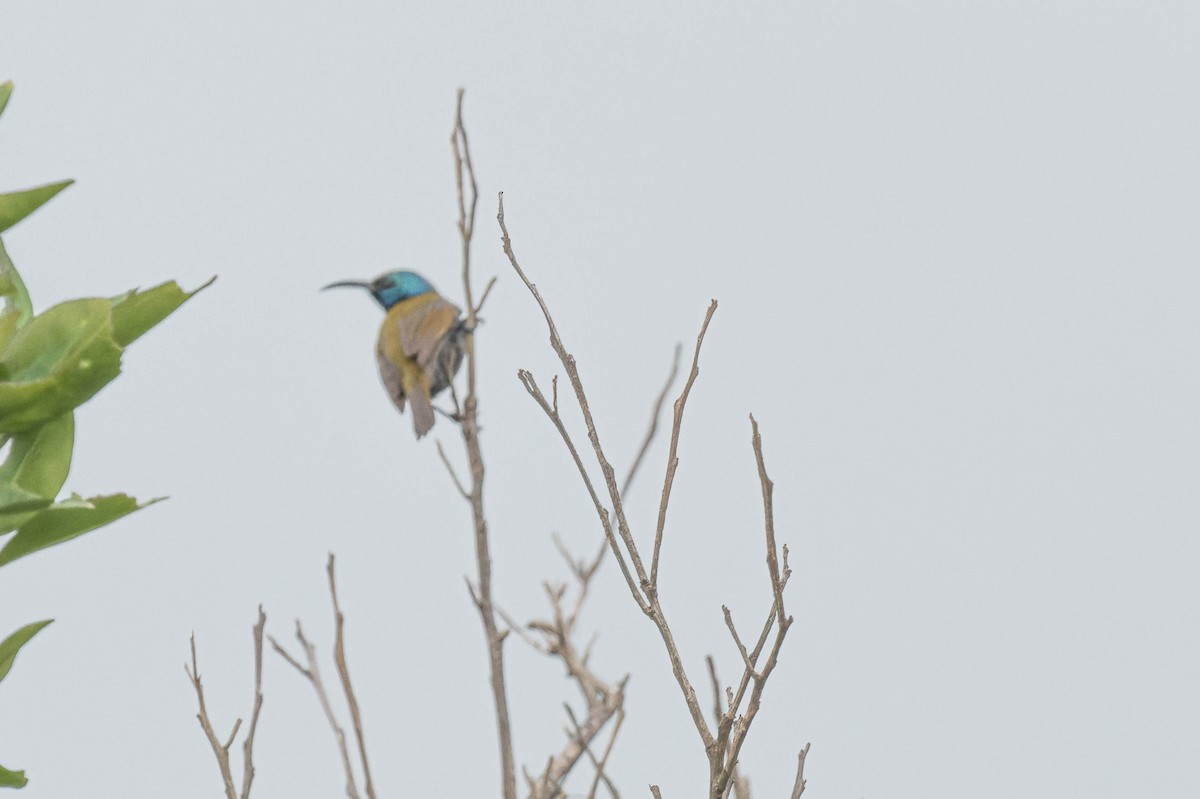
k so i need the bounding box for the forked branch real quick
[449,89,518,799]
[499,195,806,798]
[186,607,266,799]
[270,556,374,799]
[510,347,681,799]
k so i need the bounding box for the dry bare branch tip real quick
[789,743,811,799]
[621,342,683,498]
[222,718,243,752]
[472,274,499,318]
[435,439,470,499]
[722,605,759,679]
[581,632,599,667]
[651,301,718,587]
[464,576,483,608]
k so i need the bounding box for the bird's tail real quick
[409,385,437,439]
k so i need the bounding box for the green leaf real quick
[0,494,161,567]
[0,238,33,332]
[0,619,52,686]
[0,413,73,530]
[0,181,73,235]
[110,276,215,347]
[0,299,123,434]
[0,81,12,121]
[0,763,28,788]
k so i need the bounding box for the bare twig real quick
[501,195,804,797]
[516,351,681,799]
[523,540,628,799]
[516,367,649,616]
[452,89,518,799]
[502,199,718,756]
[186,608,267,799]
[651,303,716,588]
[752,415,786,620]
[186,636,240,799]
[585,707,625,799]
[721,606,757,679]
[240,608,267,799]
[500,194,653,593]
[622,344,682,498]
[268,560,374,798]
[650,787,664,799]
[435,440,469,499]
[270,621,361,799]
[789,744,810,799]
[712,418,797,799]
[474,275,499,317]
[327,555,376,799]
[501,195,717,756]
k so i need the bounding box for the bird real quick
[323,270,467,438]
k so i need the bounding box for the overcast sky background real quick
[1,2,1198,797]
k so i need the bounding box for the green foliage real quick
[0,621,52,686]
[0,181,74,235]
[0,766,27,789]
[0,79,211,788]
[0,620,53,787]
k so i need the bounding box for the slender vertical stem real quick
[328,556,376,799]
[452,88,517,799]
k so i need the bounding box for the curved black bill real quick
[321,280,372,292]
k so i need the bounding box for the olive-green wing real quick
[393,296,462,369]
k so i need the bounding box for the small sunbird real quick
[324,270,467,438]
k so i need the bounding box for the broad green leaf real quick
[0,300,122,434]
[0,181,73,235]
[0,620,52,685]
[0,493,161,567]
[110,276,214,347]
[0,81,11,120]
[0,763,28,788]
[0,413,73,530]
[0,238,33,330]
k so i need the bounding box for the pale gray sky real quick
[1,2,1197,797]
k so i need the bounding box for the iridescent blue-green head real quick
[323,270,436,310]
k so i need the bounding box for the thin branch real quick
[327,555,376,799]
[185,635,239,799]
[239,608,267,799]
[650,787,664,799]
[651,303,716,589]
[705,656,732,783]
[789,744,810,799]
[713,419,796,798]
[436,440,469,499]
[270,622,361,799]
[517,365,680,798]
[516,368,649,617]
[453,89,517,799]
[501,194,716,757]
[495,602,549,654]
[721,606,757,679]
[585,707,625,799]
[185,611,267,799]
[500,194,653,592]
[622,344,682,498]
[526,597,627,797]
[474,275,499,317]
[752,415,786,620]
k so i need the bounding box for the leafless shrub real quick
[187,90,809,799]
